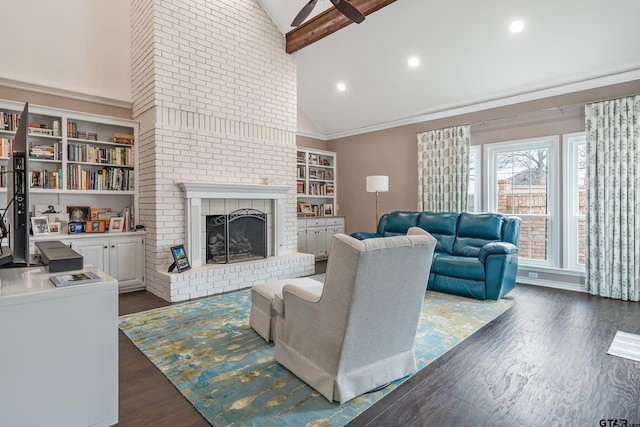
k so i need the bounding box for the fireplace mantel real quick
[179,182,291,267]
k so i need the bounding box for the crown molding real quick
[323,69,640,140]
[0,77,132,109]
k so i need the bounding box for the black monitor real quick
[3,102,30,266]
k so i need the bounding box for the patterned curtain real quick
[417,125,470,212]
[585,95,640,302]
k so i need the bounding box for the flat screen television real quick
[3,102,30,266]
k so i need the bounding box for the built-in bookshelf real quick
[296,148,336,217]
[0,99,143,291]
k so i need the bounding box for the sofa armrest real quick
[350,231,381,240]
[478,242,518,263]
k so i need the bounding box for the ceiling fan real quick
[291,0,366,27]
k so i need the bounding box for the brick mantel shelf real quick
[179,182,291,268]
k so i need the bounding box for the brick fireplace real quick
[131,0,314,302]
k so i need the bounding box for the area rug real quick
[119,284,513,426]
[607,330,640,362]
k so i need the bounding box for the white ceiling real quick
[257,0,640,139]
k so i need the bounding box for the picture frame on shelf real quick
[68,221,84,234]
[46,212,69,233]
[322,204,333,216]
[68,206,90,223]
[31,216,50,236]
[86,220,106,233]
[170,244,191,273]
[89,207,111,221]
[35,204,66,216]
[48,222,61,234]
[299,202,312,215]
[109,217,125,232]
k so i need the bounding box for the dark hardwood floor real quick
[119,274,640,427]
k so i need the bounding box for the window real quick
[563,133,586,271]
[467,145,480,212]
[485,136,559,267]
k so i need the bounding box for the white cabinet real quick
[69,234,144,292]
[0,265,118,427]
[38,233,145,292]
[297,217,345,260]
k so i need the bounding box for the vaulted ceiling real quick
[258,0,640,139]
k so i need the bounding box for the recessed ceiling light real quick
[337,82,347,92]
[509,20,524,33]
[408,57,420,68]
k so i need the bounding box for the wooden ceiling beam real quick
[286,0,397,54]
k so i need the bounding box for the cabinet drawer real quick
[326,217,345,226]
[306,218,327,227]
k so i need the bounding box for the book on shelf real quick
[112,133,134,144]
[49,271,101,287]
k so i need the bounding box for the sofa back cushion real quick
[380,211,421,236]
[453,212,504,257]
[417,212,459,254]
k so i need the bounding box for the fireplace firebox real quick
[206,209,267,264]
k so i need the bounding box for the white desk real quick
[0,265,118,427]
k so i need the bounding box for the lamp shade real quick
[366,175,389,192]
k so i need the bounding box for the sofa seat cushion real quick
[432,253,485,281]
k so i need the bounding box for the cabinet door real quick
[308,227,328,259]
[325,226,343,256]
[109,237,144,291]
[71,239,109,272]
[297,228,308,253]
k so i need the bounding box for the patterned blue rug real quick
[119,281,513,426]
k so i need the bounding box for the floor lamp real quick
[366,175,389,229]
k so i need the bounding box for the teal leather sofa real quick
[351,211,521,300]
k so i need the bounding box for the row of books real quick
[30,169,63,189]
[0,137,12,157]
[0,112,20,131]
[30,143,62,161]
[67,165,134,191]
[308,182,334,196]
[67,121,97,140]
[308,169,333,180]
[68,144,134,166]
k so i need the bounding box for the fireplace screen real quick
[206,209,267,264]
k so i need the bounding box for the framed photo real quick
[170,244,191,273]
[89,207,111,221]
[322,204,333,216]
[47,212,69,234]
[48,222,61,234]
[299,202,312,215]
[86,220,106,233]
[31,216,50,236]
[68,221,84,234]
[67,206,90,223]
[35,204,66,216]
[109,217,124,232]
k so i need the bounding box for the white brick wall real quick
[131,0,308,302]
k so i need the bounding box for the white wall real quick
[0,0,131,103]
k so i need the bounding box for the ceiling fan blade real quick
[329,0,366,24]
[291,0,319,27]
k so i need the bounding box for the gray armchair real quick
[273,230,437,404]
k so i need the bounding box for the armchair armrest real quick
[478,242,518,263]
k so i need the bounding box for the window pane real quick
[518,217,548,261]
[578,218,586,264]
[496,149,548,216]
[577,142,586,216]
[468,148,476,211]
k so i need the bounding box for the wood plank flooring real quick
[118,281,640,427]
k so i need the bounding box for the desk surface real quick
[0,264,117,300]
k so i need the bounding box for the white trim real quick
[297,130,328,141]
[0,77,132,110]
[322,69,640,140]
[517,277,586,293]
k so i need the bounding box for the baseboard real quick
[517,277,586,293]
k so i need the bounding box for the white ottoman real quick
[250,277,323,342]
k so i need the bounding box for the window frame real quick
[467,145,481,212]
[484,135,560,268]
[562,132,586,272]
